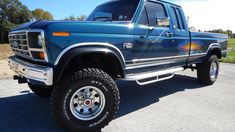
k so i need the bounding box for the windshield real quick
[87,0,140,22]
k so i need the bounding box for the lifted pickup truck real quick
[8,0,228,131]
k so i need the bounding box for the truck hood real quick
[11,20,133,35]
[12,21,56,31]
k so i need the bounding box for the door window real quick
[145,2,167,26]
[138,7,149,26]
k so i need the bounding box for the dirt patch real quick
[0,60,15,79]
[0,44,14,79]
[0,44,13,60]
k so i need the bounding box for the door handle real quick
[166,32,174,37]
[139,35,146,39]
[148,26,155,31]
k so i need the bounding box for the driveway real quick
[0,63,235,132]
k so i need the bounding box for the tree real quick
[0,0,32,43]
[211,29,233,38]
[32,8,53,20]
[63,15,87,21]
[64,15,76,21]
[77,15,86,21]
[226,30,233,38]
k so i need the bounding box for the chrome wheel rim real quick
[210,61,218,81]
[70,86,105,121]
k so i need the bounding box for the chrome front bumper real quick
[8,56,53,86]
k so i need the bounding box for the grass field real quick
[221,38,235,63]
[228,38,235,49]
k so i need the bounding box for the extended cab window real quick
[170,7,179,29]
[146,2,167,26]
[176,8,185,29]
[170,7,185,30]
[87,1,139,21]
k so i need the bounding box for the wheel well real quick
[210,48,221,59]
[62,53,124,79]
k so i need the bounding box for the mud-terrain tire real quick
[197,55,219,85]
[28,83,52,97]
[50,68,120,132]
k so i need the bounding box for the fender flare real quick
[206,43,222,59]
[53,42,126,83]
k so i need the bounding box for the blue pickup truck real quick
[8,0,228,131]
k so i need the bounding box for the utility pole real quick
[186,16,190,25]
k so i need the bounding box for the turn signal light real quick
[52,32,70,37]
[39,52,45,60]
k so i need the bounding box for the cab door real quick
[132,1,176,68]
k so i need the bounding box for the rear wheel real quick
[197,55,219,85]
[50,68,120,132]
[28,83,52,97]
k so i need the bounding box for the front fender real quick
[53,44,125,83]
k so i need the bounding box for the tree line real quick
[206,29,233,38]
[190,26,234,38]
[0,0,86,43]
[0,0,53,43]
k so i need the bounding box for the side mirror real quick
[156,17,170,27]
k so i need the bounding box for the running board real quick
[124,67,184,85]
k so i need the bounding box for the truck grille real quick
[8,29,48,62]
[9,32,32,58]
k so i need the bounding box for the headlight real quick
[38,34,44,47]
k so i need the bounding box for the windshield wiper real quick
[93,16,112,22]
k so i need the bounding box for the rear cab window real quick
[170,6,185,30]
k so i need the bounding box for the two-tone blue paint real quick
[10,0,228,79]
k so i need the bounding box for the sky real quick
[19,0,235,32]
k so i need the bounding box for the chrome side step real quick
[124,67,184,85]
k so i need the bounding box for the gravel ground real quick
[0,63,235,132]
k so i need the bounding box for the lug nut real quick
[74,103,78,107]
[88,108,92,112]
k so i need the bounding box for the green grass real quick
[228,38,235,49]
[221,38,235,63]
[221,51,235,63]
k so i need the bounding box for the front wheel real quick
[50,68,120,132]
[197,55,219,85]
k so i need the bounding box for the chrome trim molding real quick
[222,50,229,53]
[190,53,207,56]
[54,42,126,65]
[207,43,221,52]
[28,29,49,62]
[8,56,53,85]
[131,55,189,63]
[126,43,222,69]
[125,60,174,70]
